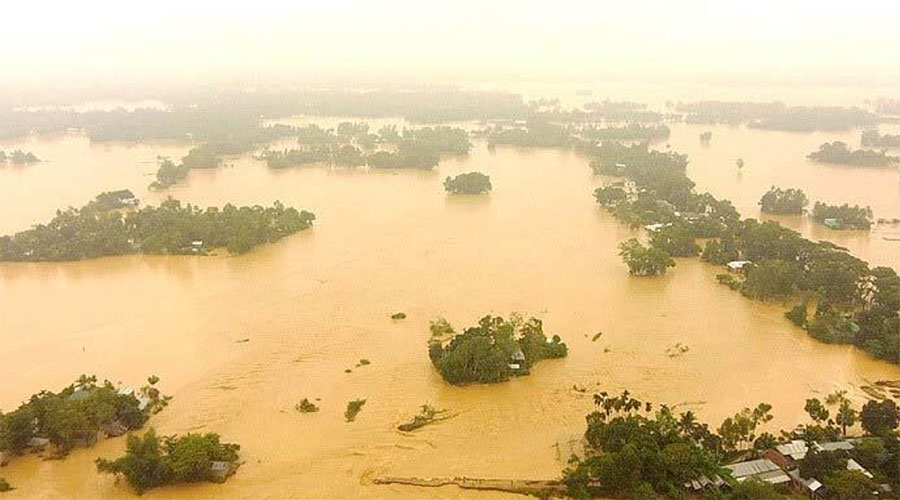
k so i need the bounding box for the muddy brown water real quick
[1,124,899,499]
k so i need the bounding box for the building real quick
[508,347,526,371]
[644,222,671,232]
[724,458,791,486]
[209,461,236,482]
[823,218,842,229]
[726,260,753,273]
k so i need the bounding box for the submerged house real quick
[209,461,237,482]
[508,346,526,371]
[823,218,842,229]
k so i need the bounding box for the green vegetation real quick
[563,391,724,499]
[0,478,10,492]
[861,130,900,148]
[95,428,240,494]
[428,314,567,385]
[256,147,330,168]
[618,239,675,276]
[91,189,139,211]
[295,399,319,413]
[808,141,899,166]
[181,144,225,169]
[860,400,899,437]
[443,172,492,195]
[344,399,366,422]
[0,375,164,458]
[579,123,670,142]
[758,186,808,214]
[563,389,900,499]
[0,197,315,261]
[3,149,40,164]
[150,156,190,190]
[812,202,873,230]
[485,121,572,148]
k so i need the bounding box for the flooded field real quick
[1,125,899,499]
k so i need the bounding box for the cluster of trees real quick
[808,141,899,167]
[590,142,899,364]
[150,157,190,189]
[758,187,809,214]
[704,219,900,362]
[0,149,40,165]
[579,124,670,143]
[563,390,900,500]
[259,125,469,170]
[618,239,676,276]
[0,375,163,458]
[428,314,568,385]
[484,121,574,148]
[861,130,900,148]
[0,197,315,261]
[96,428,240,494]
[812,202,874,230]
[443,172,492,195]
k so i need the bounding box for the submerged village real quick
[1,89,899,500]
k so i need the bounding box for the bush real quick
[443,172,492,195]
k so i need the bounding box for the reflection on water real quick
[1,128,899,499]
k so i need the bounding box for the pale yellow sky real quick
[2,0,899,88]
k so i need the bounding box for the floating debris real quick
[345,399,367,422]
[235,338,250,343]
[665,343,690,357]
[397,405,453,432]
[591,332,603,342]
[391,312,407,320]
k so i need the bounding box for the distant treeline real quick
[675,101,880,131]
[808,141,899,167]
[862,130,900,148]
[0,194,315,261]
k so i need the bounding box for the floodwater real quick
[1,125,899,499]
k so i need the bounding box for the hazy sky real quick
[3,0,900,88]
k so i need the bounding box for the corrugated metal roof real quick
[726,458,781,478]
[817,441,853,452]
[775,440,808,459]
[847,458,874,478]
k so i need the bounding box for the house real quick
[118,386,135,397]
[26,437,50,451]
[137,396,152,412]
[209,461,236,482]
[103,420,129,438]
[724,458,791,486]
[644,222,671,232]
[726,260,753,273]
[508,346,526,371]
[191,240,204,252]
[823,218,842,229]
[683,475,725,493]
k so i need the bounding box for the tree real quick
[0,408,35,454]
[826,391,858,437]
[96,429,171,494]
[860,399,899,436]
[443,172,492,195]
[804,398,830,424]
[649,223,700,257]
[758,186,808,214]
[826,470,878,500]
[618,238,675,277]
[718,403,773,451]
[728,477,784,499]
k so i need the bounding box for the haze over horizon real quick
[4,0,900,91]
